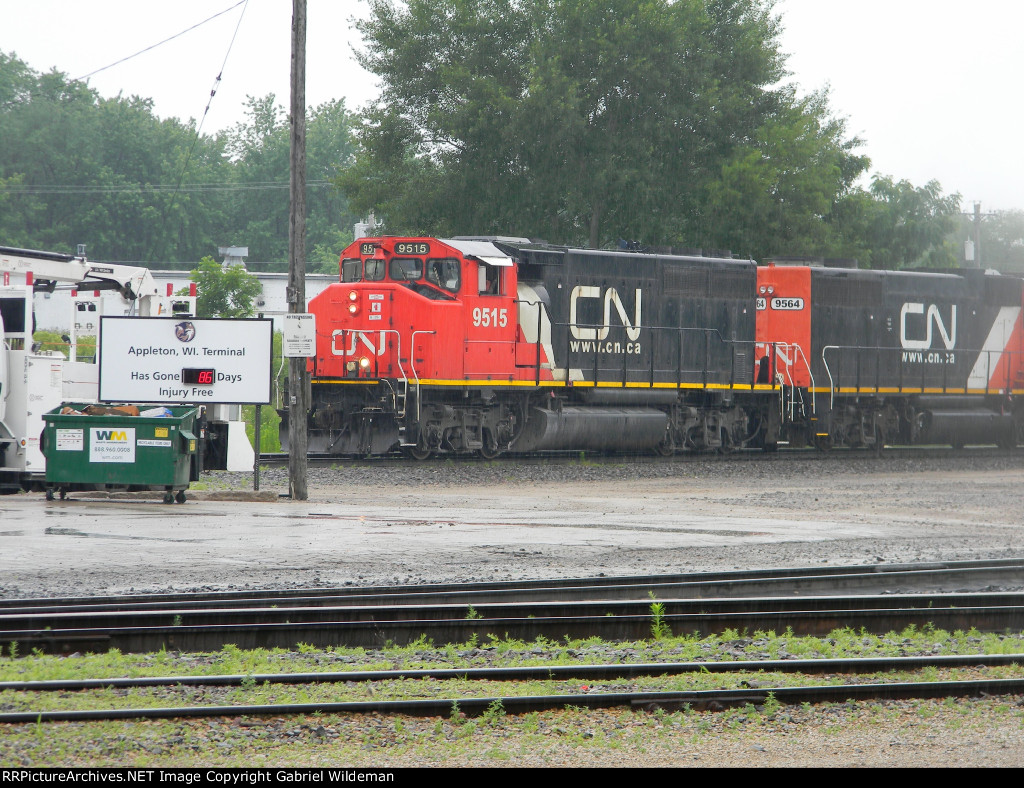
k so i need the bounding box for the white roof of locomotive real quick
[443,238,515,266]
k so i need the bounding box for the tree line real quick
[0,51,359,268]
[2,0,1021,272]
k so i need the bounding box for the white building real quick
[31,269,338,333]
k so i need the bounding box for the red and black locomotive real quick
[281,235,1024,457]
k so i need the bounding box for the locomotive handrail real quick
[512,298,550,386]
[545,320,754,389]
[409,330,436,422]
[768,342,815,419]
[377,329,406,415]
[513,294,761,389]
[821,345,1021,407]
[329,328,410,414]
[822,345,847,408]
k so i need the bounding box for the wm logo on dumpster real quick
[89,427,136,463]
[94,430,128,442]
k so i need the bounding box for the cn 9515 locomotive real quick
[279,236,1024,457]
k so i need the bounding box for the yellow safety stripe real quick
[312,378,1024,396]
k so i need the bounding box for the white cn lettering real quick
[570,286,601,340]
[570,286,642,341]
[331,330,387,356]
[900,303,957,350]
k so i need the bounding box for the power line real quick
[151,0,250,262]
[73,2,249,82]
[1,181,334,195]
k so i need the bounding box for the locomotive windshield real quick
[389,257,423,281]
[341,258,362,282]
[426,258,461,293]
[339,248,462,292]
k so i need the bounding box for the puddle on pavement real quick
[43,526,202,542]
[42,507,226,518]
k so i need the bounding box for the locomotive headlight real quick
[348,291,358,302]
[766,286,775,294]
[346,360,358,373]
[348,303,358,314]
[359,356,371,369]
[758,285,767,294]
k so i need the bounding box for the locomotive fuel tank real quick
[513,406,669,453]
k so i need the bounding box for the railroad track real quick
[5,679,1024,724]
[3,652,1024,724]
[3,559,1023,654]
[3,560,1024,726]
[4,557,1021,612]
[257,444,1023,467]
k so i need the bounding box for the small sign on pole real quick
[282,313,316,358]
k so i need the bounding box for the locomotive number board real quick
[360,242,431,255]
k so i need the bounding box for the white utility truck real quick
[0,245,252,492]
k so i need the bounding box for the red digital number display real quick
[182,368,216,386]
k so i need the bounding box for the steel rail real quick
[3,653,1023,693]
[258,445,1022,467]
[3,591,1024,632]
[3,678,1024,724]
[4,603,1024,654]
[3,558,1022,613]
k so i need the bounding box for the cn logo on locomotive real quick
[331,330,387,356]
[900,302,957,350]
[569,286,642,341]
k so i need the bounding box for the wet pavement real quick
[2,461,1022,597]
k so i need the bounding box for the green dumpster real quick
[42,404,199,503]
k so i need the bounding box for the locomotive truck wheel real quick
[402,439,433,461]
[477,430,502,460]
[654,434,675,457]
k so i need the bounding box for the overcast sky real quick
[2,0,1022,211]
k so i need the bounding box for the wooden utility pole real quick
[287,0,309,499]
[973,202,982,269]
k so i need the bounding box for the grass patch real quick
[4,627,1024,766]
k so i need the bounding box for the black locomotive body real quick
[502,241,765,453]
[760,263,1024,450]
[289,235,1024,457]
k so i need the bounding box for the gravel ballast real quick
[2,450,1024,767]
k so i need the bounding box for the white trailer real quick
[0,245,252,492]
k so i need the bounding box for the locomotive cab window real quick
[426,258,461,293]
[478,263,502,296]
[341,258,362,282]
[364,258,386,281]
[389,257,423,282]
